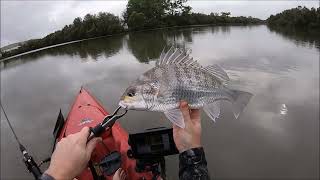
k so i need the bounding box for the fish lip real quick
[118,101,128,109]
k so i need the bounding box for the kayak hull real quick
[56,88,152,180]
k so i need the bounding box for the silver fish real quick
[119,46,252,128]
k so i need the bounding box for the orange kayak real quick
[53,88,152,180]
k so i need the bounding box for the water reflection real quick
[219,55,299,76]
[268,25,320,51]
[126,26,233,63]
[5,25,317,69]
[220,26,231,34]
[70,36,124,61]
[127,28,195,63]
[1,25,319,179]
[2,35,124,65]
[127,31,169,63]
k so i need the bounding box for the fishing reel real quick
[127,127,179,180]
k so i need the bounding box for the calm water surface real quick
[1,25,319,179]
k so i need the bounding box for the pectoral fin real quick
[203,101,220,123]
[164,109,185,128]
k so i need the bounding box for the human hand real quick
[45,127,101,180]
[173,101,202,153]
[113,168,127,180]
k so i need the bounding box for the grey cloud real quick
[1,1,63,46]
[188,1,318,19]
[1,1,127,47]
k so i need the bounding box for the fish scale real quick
[146,65,224,109]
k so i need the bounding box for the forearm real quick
[179,147,210,180]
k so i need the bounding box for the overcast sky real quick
[1,1,318,47]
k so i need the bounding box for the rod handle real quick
[88,125,104,142]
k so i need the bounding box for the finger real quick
[179,100,191,124]
[86,137,101,157]
[67,133,76,140]
[172,124,180,130]
[122,171,127,180]
[114,168,121,178]
[120,170,126,180]
[78,127,90,146]
[190,109,201,124]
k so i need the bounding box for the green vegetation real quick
[267,6,320,29]
[1,0,264,60]
[124,0,263,30]
[1,12,123,59]
[266,6,320,51]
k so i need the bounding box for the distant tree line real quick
[266,7,320,51]
[1,0,264,59]
[267,6,320,29]
[1,12,123,59]
[2,26,229,68]
[124,0,263,30]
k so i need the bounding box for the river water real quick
[1,25,319,179]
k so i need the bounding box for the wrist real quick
[178,144,201,153]
[45,166,70,180]
[179,147,206,166]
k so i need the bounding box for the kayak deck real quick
[56,88,152,180]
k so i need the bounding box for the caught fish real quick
[119,47,252,128]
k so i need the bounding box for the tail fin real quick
[230,90,253,119]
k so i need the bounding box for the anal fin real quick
[203,101,220,123]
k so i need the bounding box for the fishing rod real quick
[0,101,42,179]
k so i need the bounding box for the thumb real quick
[190,109,201,124]
[86,137,101,157]
[114,168,122,178]
[180,100,191,124]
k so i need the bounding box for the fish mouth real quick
[118,101,128,109]
[119,95,136,109]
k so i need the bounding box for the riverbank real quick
[0,35,119,62]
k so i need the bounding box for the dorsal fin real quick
[156,46,201,68]
[159,47,166,64]
[203,64,230,82]
[162,46,175,65]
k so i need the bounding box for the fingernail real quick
[95,138,102,143]
[180,100,188,107]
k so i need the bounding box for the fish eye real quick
[127,88,136,97]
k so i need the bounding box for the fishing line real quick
[0,101,23,147]
[1,101,43,178]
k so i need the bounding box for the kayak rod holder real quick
[88,106,127,142]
